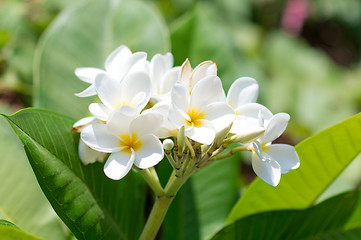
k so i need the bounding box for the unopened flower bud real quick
[230,127,265,143]
[163,139,174,151]
[177,125,185,149]
[214,123,233,147]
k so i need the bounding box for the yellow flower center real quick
[119,133,142,154]
[186,109,204,127]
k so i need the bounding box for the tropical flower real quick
[88,71,151,121]
[249,111,300,186]
[148,53,180,103]
[75,45,147,97]
[142,101,178,139]
[178,59,217,92]
[226,77,265,135]
[81,106,164,180]
[72,117,106,164]
[169,75,235,145]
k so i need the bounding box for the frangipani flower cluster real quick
[73,45,299,186]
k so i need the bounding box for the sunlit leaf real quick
[0,104,66,240]
[1,108,146,240]
[0,220,44,240]
[213,190,361,239]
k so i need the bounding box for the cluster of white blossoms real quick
[73,45,299,187]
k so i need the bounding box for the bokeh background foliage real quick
[1,0,361,239]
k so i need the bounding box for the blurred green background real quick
[1,0,361,239]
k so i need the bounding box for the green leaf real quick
[162,180,200,240]
[1,108,146,240]
[0,104,66,240]
[212,190,361,240]
[0,223,44,240]
[0,220,18,228]
[191,156,239,239]
[227,112,361,223]
[34,0,170,119]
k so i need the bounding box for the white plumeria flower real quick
[149,53,180,103]
[226,77,264,135]
[81,106,164,180]
[178,59,217,92]
[89,71,151,121]
[73,117,106,164]
[169,76,235,145]
[75,45,147,97]
[143,102,178,139]
[249,111,300,187]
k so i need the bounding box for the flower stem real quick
[139,196,174,240]
[139,168,164,197]
[139,170,188,240]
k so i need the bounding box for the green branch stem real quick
[211,146,250,161]
[140,170,188,240]
[139,168,164,197]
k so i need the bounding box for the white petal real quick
[104,151,135,180]
[89,103,112,121]
[264,144,300,173]
[179,59,193,90]
[73,117,96,128]
[128,57,149,75]
[94,73,121,109]
[171,83,190,113]
[122,52,147,73]
[190,61,217,89]
[130,112,163,137]
[168,104,191,130]
[75,67,105,84]
[78,140,106,164]
[104,45,132,74]
[81,123,122,153]
[144,102,177,138]
[107,105,139,136]
[229,115,248,134]
[120,71,151,110]
[202,102,235,133]
[191,76,226,110]
[150,53,173,85]
[134,134,164,169]
[226,77,258,108]
[261,113,290,143]
[185,119,216,145]
[159,67,180,95]
[252,141,263,158]
[75,85,97,97]
[252,153,281,187]
[235,103,273,129]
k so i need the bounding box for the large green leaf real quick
[34,0,170,119]
[0,104,66,240]
[190,156,239,239]
[162,180,200,240]
[1,108,146,240]
[0,220,44,240]
[212,190,361,239]
[228,112,361,223]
